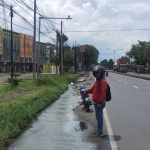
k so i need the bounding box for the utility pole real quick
[60,21,63,75]
[56,30,59,74]
[74,41,78,73]
[37,16,71,76]
[33,0,36,79]
[10,5,13,86]
[37,17,41,77]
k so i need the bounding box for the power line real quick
[0,16,33,31]
[0,1,56,43]
[66,28,150,32]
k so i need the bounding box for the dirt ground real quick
[73,73,106,150]
[73,105,106,150]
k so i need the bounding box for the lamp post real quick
[107,48,123,64]
[37,16,72,76]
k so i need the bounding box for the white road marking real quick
[149,93,150,95]
[133,86,139,89]
[114,78,116,79]
[124,82,127,84]
[118,80,121,81]
[104,108,118,150]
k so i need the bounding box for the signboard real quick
[79,45,86,52]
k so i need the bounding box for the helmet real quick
[93,65,105,77]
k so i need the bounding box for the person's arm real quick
[86,84,94,94]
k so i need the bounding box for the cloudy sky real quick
[1,0,150,62]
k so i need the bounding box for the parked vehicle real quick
[80,86,92,112]
[135,65,145,73]
[106,70,108,76]
[116,58,129,73]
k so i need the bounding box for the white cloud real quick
[118,3,150,14]
[1,0,150,62]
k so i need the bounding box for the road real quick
[105,72,150,150]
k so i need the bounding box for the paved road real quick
[106,72,150,150]
[111,71,150,80]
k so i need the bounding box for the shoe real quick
[92,131,98,135]
[99,134,103,137]
[92,132,103,137]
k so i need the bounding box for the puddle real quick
[8,84,97,150]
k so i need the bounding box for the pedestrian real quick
[86,65,108,137]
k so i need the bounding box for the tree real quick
[82,45,99,69]
[100,59,108,68]
[63,45,74,66]
[108,59,114,69]
[127,41,150,65]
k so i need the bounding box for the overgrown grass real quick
[0,86,14,98]
[0,73,80,150]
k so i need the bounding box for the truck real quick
[116,58,128,73]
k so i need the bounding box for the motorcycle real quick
[106,71,108,77]
[80,86,92,112]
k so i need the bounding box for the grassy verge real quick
[0,73,81,150]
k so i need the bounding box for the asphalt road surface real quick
[105,72,150,150]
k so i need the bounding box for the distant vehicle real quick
[116,58,128,73]
[106,70,108,76]
[113,64,117,71]
[135,65,145,74]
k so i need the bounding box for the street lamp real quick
[37,15,72,77]
[107,48,123,64]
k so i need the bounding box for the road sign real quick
[79,45,86,52]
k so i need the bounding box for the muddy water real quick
[8,84,96,150]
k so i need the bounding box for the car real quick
[137,66,145,74]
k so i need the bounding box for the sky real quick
[1,0,150,63]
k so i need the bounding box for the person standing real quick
[86,65,108,137]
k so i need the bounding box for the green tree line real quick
[126,41,150,66]
[63,44,99,69]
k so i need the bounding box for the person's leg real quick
[94,103,105,135]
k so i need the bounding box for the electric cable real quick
[66,28,150,32]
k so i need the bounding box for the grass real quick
[0,72,81,150]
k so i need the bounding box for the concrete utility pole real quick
[55,29,59,74]
[60,21,63,75]
[37,17,41,78]
[74,41,78,73]
[10,5,13,86]
[33,0,36,79]
[37,16,72,76]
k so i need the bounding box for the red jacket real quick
[86,79,107,103]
